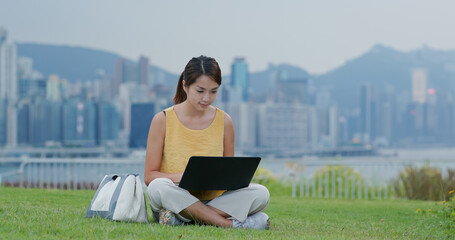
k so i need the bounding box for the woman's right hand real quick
[172,172,184,184]
[146,171,184,185]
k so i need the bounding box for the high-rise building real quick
[315,89,331,109]
[18,57,46,99]
[0,100,6,145]
[114,57,149,98]
[425,88,437,137]
[257,103,309,154]
[93,69,113,101]
[275,77,307,104]
[0,26,18,147]
[62,99,96,146]
[17,99,31,145]
[316,107,339,149]
[7,105,17,146]
[412,69,427,104]
[437,93,455,145]
[19,78,47,99]
[360,83,376,143]
[0,27,17,102]
[17,57,34,79]
[231,57,249,101]
[31,99,62,146]
[221,103,258,151]
[0,27,6,44]
[97,102,120,145]
[138,56,150,86]
[129,102,156,148]
[46,74,62,101]
[113,58,125,97]
[221,85,242,104]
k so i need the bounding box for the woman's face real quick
[183,75,219,111]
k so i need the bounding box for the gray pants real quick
[147,178,270,222]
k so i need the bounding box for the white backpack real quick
[85,173,148,223]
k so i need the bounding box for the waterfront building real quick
[62,99,96,146]
[17,99,31,145]
[275,77,307,104]
[231,57,249,101]
[0,99,6,145]
[0,27,18,146]
[92,69,112,101]
[221,103,258,151]
[0,27,17,102]
[138,56,150,86]
[46,74,62,101]
[31,99,63,146]
[129,102,156,148]
[19,76,46,100]
[221,85,242,104]
[114,57,149,87]
[257,102,310,154]
[96,102,120,146]
[360,83,376,144]
[412,69,427,104]
[113,58,125,96]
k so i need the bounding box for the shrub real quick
[393,166,455,201]
[252,167,291,196]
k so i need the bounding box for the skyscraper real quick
[46,74,62,101]
[17,99,31,145]
[62,99,96,146]
[97,102,120,145]
[360,83,376,143]
[129,102,156,148]
[0,26,18,146]
[113,58,125,96]
[0,27,17,102]
[138,56,150,86]
[412,69,427,104]
[275,77,307,104]
[114,57,149,98]
[31,99,62,146]
[257,103,309,153]
[0,100,6,145]
[231,57,249,101]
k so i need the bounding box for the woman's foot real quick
[232,212,270,230]
[159,209,185,226]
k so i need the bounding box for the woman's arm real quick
[223,112,235,157]
[144,111,183,185]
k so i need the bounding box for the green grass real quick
[0,187,453,239]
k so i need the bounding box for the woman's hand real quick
[172,172,184,184]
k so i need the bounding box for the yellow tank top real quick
[160,106,225,200]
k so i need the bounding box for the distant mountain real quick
[249,63,311,94]
[314,44,455,108]
[17,43,178,84]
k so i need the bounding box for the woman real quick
[144,56,270,229]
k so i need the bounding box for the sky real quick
[1,0,454,75]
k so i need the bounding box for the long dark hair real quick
[173,55,222,104]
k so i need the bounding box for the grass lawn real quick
[0,187,453,239]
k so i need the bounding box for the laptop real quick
[178,156,261,191]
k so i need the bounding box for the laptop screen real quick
[178,156,261,191]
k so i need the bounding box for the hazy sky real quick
[1,0,454,75]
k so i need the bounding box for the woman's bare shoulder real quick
[223,111,233,126]
[151,111,166,129]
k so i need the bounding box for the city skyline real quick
[2,6,455,151]
[1,0,455,75]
